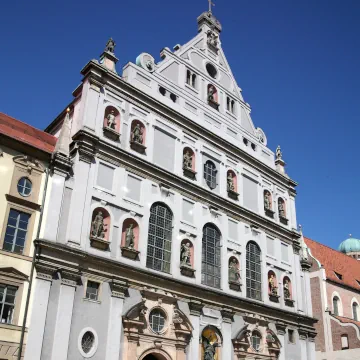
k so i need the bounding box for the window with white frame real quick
[85,281,100,301]
[333,296,340,316]
[186,69,197,88]
[352,302,359,321]
[226,96,236,114]
[204,160,217,189]
[281,243,289,262]
[0,284,17,324]
[246,242,262,301]
[182,199,194,224]
[97,163,114,191]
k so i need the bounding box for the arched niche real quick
[201,325,222,360]
[90,207,110,250]
[182,147,196,179]
[228,256,241,291]
[227,170,238,200]
[268,270,279,302]
[207,84,219,111]
[103,106,120,141]
[180,239,195,277]
[121,218,140,260]
[283,276,294,307]
[130,120,146,154]
[264,190,274,218]
[278,198,288,225]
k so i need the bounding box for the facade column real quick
[275,322,286,360]
[105,280,128,360]
[298,329,308,359]
[24,265,54,360]
[188,300,203,360]
[306,333,316,360]
[50,271,80,360]
[221,309,234,359]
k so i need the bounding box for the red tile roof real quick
[305,237,360,291]
[333,315,360,330]
[0,112,56,154]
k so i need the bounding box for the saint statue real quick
[106,109,116,129]
[269,274,278,296]
[183,150,193,170]
[180,242,191,266]
[229,258,241,283]
[276,145,282,160]
[125,224,135,249]
[227,173,235,192]
[207,31,219,48]
[284,279,291,299]
[131,123,143,144]
[105,38,116,53]
[264,191,271,210]
[91,211,106,239]
[278,200,285,218]
[203,336,219,360]
[208,85,216,103]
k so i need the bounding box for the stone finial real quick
[54,108,71,157]
[99,38,118,73]
[275,145,288,177]
[275,145,282,160]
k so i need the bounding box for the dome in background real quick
[338,236,360,254]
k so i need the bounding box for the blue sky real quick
[1,1,359,249]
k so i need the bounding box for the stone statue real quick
[207,31,219,48]
[229,258,240,283]
[106,109,116,129]
[208,85,216,103]
[183,150,193,170]
[91,211,106,239]
[278,200,285,218]
[131,123,143,144]
[202,336,219,360]
[269,274,278,296]
[264,191,271,210]
[276,145,282,160]
[180,242,191,266]
[266,330,275,344]
[125,224,135,249]
[227,173,235,192]
[284,279,291,299]
[105,38,116,53]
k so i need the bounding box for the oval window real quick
[81,331,95,354]
[206,63,218,79]
[149,309,166,333]
[17,177,32,197]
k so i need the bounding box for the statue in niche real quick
[229,258,241,283]
[106,109,116,129]
[131,123,143,144]
[207,31,219,48]
[180,242,191,267]
[91,211,106,239]
[208,85,217,103]
[278,200,285,218]
[284,279,291,299]
[264,191,272,210]
[183,150,193,170]
[276,145,282,160]
[227,172,235,192]
[269,274,278,296]
[105,38,116,53]
[124,223,135,249]
[203,336,219,360]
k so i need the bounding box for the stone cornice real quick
[78,60,298,191]
[72,130,300,243]
[34,239,317,330]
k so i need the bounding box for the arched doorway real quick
[142,352,169,360]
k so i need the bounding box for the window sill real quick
[225,110,237,120]
[0,322,25,331]
[93,186,116,197]
[83,297,101,304]
[0,249,32,261]
[184,83,199,94]
[123,197,143,208]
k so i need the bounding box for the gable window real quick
[0,284,17,324]
[333,296,340,316]
[226,97,236,114]
[3,209,30,254]
[201,224,221,288]
[204,160,217,189]
[146,203,173,273]
[186,69,197,88]
[353,302,359,321]
[246,242,262,300]
[17,177,32,197]
[85,281,100,301]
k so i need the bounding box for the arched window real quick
[192,73,197,88]
[146,203,173,273]
[202,224,221,288]
[353,302,359,321]
[204,160,217,189]
[251,331,261,352]
[246,242,262,300]
[333,296,340,316]
[186,70,191,85]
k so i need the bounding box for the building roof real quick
[333,315,360,330]
[305,237,360,291]
[0,112,56,153]
[339,237,360,253]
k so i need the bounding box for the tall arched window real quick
[246,242,262,300]
[146,203,173,273]
[202,224,221,288]
[204,160,217,189]
[353,302,359,321]
[333,296,340,316]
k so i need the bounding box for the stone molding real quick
[60,270,81,287]
[35,264,55,282]
[51,153,73,178]
[221,308,234,324]
[275,321,287,335]
[188,299,203,317]
[110,279,128,298]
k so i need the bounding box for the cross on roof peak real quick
[208,0,215,13]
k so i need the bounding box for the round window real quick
[17,177,32,197]
[81,331,95,354]
[149,309,166,333]
[206,63,218,79]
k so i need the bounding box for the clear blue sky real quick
[1,1,359,249]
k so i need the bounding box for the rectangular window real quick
[288,329,295,344]
[281,243,289,262]
[153,128,175,172]
[341,335,349,350]
[126,175,141,202]
[3,209,30,254]
[97,163,115,191]
[242,176,258,212]
[267,237,275,256]
[85,281,100,301]
[0,284,17,324]
[228,219,238,240]
[182,199,194,224]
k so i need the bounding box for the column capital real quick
[110,279,128,298]
[60,270,82,287]
[221,308,234,324]
[275,321,287,335]
[188,299,203,317]
[35,263,55,282]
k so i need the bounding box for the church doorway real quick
[142,354,167,360]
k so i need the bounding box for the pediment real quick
[13,155,45,173]
[0,267,28,281]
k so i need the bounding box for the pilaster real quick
[221,308,234,359]
[188,300,203,360]
[275,321,286,360]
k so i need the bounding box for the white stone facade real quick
[24,11,316,360]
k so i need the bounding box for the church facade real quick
[24,11,316,360]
